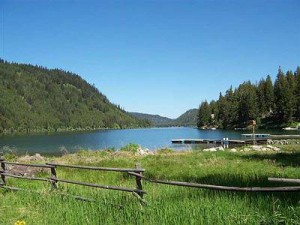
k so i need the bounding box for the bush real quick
[1,145,17,160]
[120,143,140,153]
[4,152,17,161]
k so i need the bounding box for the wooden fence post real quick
[135,163,143,199]
[0,158,6,185]
[50,166,58,189]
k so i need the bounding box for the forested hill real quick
[130,109,198,127]
[129,112,174,126]
[173,109,198,126]
[0,59,150,134]
[197,67,300,129]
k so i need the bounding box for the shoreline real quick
[2,141,299,160]
[1,125,299,137]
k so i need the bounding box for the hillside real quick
[0,59,149,134]
[129,112,174,126]
[173,109,198,126]
[130,109,198,127]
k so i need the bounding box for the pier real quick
[270,135,300,140]
[171,139,267,146]
[172,134,300,147]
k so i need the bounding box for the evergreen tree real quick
[265,75,274,113]
[197,101,211,127]
[236,81,258,124]
[217,87,238,129]
[286,70,297,119]
[257,75,274,117]
[274,68,294,122]
[217,93,225,128]
[295,67,300,119]
[225,86,239,127]
[257,78,267,115]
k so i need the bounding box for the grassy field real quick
[0,145,300,225]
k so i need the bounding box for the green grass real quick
[1,146,300,225]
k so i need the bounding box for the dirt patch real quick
[6,165,49,177]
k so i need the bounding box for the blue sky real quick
[0,0,299,118]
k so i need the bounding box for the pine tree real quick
[265,75,274,113]
[274,68,294,122]
[197,101,211,127]
[257,78,267,115]
[217,87,238,128]
[237,81,258,124]
[295,67,300,119]
[286,70,297,119]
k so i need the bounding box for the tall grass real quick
[1,147,300,225]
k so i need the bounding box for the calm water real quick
[0,127,299,155]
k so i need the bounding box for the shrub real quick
[4,152,17,161]
[120,143,140,153]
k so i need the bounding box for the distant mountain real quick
[173,109,198,127]
[0,59,149,134]
[129,112,174,127]
[130,109,198,127]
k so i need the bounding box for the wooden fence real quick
[1,158,300,203]
[129,172,300,192]
[0,159,146,199]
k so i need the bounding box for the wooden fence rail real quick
[0,159,145,199]
[128,172,300,193]
[46,163,145,173]
[3,161,55,168]
[268,177,300,184]
[1,173,50,182]
[1,158,299,204]
[50,177,146,194]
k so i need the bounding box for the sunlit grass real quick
[1,146,300,224]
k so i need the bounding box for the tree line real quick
[197,67,300,129]
[0,59,150,134]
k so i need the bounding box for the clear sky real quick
[0,0,299,118]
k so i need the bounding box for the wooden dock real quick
[270,135,300,140]
[171,138,268,146]
[171,134,300,147]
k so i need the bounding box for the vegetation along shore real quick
[0,143,299,225]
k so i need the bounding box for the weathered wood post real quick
[135,163,143,199]
[0,158,6,185]
[50,166,58,189]
[249,120,256,145]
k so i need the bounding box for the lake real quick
[0,127,299,155]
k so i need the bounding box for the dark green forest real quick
[0,59,150,134]
[197,67,300,129]
[130,109,198,127]
[130,112,174,127]
[172,109,198,127]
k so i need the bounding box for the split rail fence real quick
[0,159,145,200]
[1,158,300,203]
